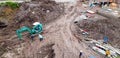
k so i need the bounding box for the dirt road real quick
[21,2,104,58]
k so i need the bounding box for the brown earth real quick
[16,2,103,58]
[0,0,119,58]
[0,1,64,57]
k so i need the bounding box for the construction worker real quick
[30,34,34,41]
[79,50,83,58]
[38,34,43,41]
[105,49,110,57]
[103,36,108,44]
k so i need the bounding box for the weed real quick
[0,2,19,9]
[5,2,19,9]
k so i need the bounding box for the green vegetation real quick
[0,2,5,5]
[6,2,19,9]
[115,55,120,58]
[0,2,19,9]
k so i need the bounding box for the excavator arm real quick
[16,23,42,39]
[16,26,32,39]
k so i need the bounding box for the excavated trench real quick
[36,44,55,58]
[0,21,7,28]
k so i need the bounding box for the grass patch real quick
[115,55,120,58]
[0,2,19,9]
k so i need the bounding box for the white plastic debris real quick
[87,10,95,14]
[32,11,35,14]
[74,15,87,23]
[82,4,88,8]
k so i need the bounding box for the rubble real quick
[77,17,120,48]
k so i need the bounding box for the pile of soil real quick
[77,19,120,48]
[12,1,64,29]
[0,0,64,47]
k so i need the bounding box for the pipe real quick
[96,10,120,20]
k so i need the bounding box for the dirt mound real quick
[13,1,64,28]
[77,19,120,48]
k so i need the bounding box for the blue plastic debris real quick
[88,55,95,58]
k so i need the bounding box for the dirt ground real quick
[0,0,64,57]
[16,2,103,58]
[0,0,120,58]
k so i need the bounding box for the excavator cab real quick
[31,23,42,34]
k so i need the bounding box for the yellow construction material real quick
[109,3,117,8]
[105,50,110,55]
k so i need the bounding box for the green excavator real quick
[16,22,42,39]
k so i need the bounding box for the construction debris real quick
[97,9,120,20]
[84,38,120,58]
[77,17,120,48]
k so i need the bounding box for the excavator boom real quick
[16,23,42,39]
